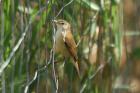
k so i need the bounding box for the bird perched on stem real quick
[53,19,80,77]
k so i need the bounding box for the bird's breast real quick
[55,30,69,57]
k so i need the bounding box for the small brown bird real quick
[53,19,80,77]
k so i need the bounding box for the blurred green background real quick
[0,0,140,93]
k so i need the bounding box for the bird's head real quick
[53,19,71,31]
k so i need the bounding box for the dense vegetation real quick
[0,0,140,93]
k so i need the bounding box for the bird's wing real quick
[63,30,78,61]
[63,30,80,77]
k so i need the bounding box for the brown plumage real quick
[53,19,80,77]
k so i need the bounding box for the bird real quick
[52,19,80,77]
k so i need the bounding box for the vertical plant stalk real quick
[94,1,105,92]
[52,24,58,93]
[11,0,15,92]
[0,2,6,93]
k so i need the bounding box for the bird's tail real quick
[73,61,80,77]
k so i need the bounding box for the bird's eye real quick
[59,22,64,25]
[59,21,64,25]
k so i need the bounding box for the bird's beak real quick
[52,20,58,30]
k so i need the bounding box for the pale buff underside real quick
[55,29,69,57]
